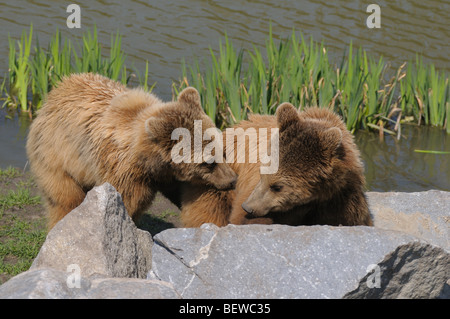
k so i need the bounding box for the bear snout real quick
[227,177,237,190]
[241,202,254,215]
[213,168,237,190]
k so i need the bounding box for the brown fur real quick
[26,73,236,229]
[180,103,373,227]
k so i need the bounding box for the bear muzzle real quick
[241,202,254,215]
[210,166,237,190]
[241,201,269,218]
[216,176,237,191]
[226,177,237,190]
[242,201,270,218]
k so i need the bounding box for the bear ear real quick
[145,117,166,142]
[177,87,202,111]
[276,102,301,131]
[321,127,343,154]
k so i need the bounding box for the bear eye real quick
[270,184,283,192]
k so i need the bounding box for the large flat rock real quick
[150,223,449,298]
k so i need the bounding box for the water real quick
[2,108,449,192]
[1,0,449,99]
[355,125,450,191]
[0,110,30,169]
[0,0,449,191]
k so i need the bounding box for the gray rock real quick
[344,242,450,298]
[86,277,180,299]
[367,191,450,251]
[0,268,180,299]
[0,269,91,299]
[30,183,153,279]
[1,189,448,299]
[150,223,435,298]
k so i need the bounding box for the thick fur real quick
[180,104,373,227]
[27,73,236,229]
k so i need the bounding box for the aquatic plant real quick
[176,27,449,134]
[414,149,450,155]
[6,25,33,111]
[2,25,152,113]
[2,25,448,135]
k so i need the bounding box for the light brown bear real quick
[26,73,236,229]
[180,103,373,227]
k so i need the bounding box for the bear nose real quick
[229,178,237,190]
[221,176,236,190]
[242,202,253,215]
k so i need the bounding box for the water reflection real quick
[355,125,450,191]
[1,107,449,192]
[0,110,30,169]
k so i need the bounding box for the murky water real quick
[355,126,450,191]
[0,0,449,191]
[2,108,449,192]
[0,111,30,169]
[1,0,449,99]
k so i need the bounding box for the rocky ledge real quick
[0,183,448,299]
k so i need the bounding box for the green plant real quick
[0,167,22,180]
[176,27,449,134]
[0,188,41,213]
[2,25,449,135]
[0,216,46,279]
[414,149,450,154]
[2,25,154,113]
[6,25,33,111]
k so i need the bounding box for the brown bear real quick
[180,103,373,227]
[26,73,237,229]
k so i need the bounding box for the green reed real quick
[414,149,450,155]
[400,55,449,131]
[2,25,152,113]
[6,25,33,111]
[175,34,245,124]
[176,27,449,134]
[2,25,448,135]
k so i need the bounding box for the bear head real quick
[242,102,350,217]
[144,87,237,190]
